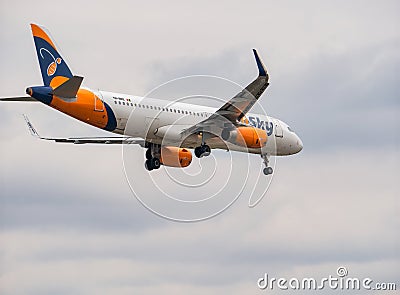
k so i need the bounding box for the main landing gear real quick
[262,154,273,175]
[194,132,211,158]
[194,144,211,158]
[145,143,161,171]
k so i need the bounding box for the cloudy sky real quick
[0,0,399,294]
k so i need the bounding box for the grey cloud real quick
[1,1,399,294]
[145,40,400,152]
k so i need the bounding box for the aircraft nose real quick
[296,136,303,153]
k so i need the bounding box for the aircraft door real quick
[118,117,127,130]
[274,119,283,138]
[94,91,104,112]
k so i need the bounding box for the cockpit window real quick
[287,126,294,132]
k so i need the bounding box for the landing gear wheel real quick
[203,145,211,156]
[263,167,273,175]
[150,157,161,169]
[145,159,153,171]
[194,146,202,158]
[145,148,152,160]
[145,157,161,171]
[194,145,211,158]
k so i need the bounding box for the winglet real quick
[252,49,268,77]
[23,114,41,138]
[52,75,83,99]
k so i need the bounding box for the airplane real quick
[1,24,303,175]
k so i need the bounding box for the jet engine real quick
[160,146,192,168]
[221,126,267,149]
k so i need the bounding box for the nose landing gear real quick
[262,154,273,175]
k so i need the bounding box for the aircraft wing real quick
[23,114,145,146]
[182,49,269,137]
[36,136,145,145]
[215,49,269,122]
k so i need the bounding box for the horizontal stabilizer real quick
[53,76,83,99]
[0,97,37,102]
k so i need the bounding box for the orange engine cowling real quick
[222,126,267,148]
[160,146,192,168]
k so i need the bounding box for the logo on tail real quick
[39,48,62,77]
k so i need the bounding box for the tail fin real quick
[31,24,73,87]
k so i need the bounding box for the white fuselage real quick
[99,91,303,156]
